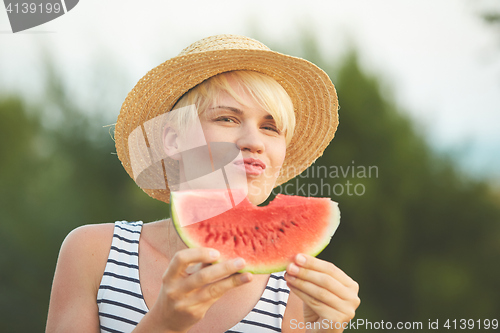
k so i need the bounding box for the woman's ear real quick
[163,125,181,160]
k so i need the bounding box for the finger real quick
[285,273,347,311]
[185,262,204,275]
[287,282,355,322]
[196,271,253,304]
[164,248,220,280]
[293,254,356,288]
[181,258,247,292]
[286,262,352,300]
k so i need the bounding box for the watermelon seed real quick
[290,221,297,226]
[279,228,285,233]
[255,226,259,230]
[205,234,213,243]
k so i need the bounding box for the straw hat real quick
[115,34,339,203]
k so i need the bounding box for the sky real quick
[1,0,499,181]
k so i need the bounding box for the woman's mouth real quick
[234,158,266,176]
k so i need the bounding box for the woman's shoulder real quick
[46,223,118,331]
[59,223,116,278]
[55,222,122,290]
[63,223,115,253]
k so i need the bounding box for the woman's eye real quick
[216,117,236,123]
[263,125,280,133]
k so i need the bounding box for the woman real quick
[46,35,360,333]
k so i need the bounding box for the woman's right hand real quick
[142,247,252,333]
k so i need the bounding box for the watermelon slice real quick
[171,190,340,273]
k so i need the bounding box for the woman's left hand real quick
[284,254,360,332]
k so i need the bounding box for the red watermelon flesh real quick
[171,190,340,273]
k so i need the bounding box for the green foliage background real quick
[1,39,499,332]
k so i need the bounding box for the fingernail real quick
[210,250,220,258]
[234,258,245,269]
[286,274,296,281]
[296,254,306,265]
[288,263,299,275]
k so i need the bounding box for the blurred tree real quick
[0,97,50,332]
[481,0,500,26]
[0,62,166,332]
[328,52,500,322]
[483,12,500,24]
[271,37,500,331]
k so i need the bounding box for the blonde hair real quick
[171,70,296,145]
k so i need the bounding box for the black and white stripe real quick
[97,221,290,333]
[97,221,147,333]
[228,271,290,332]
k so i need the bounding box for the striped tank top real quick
[97,221,290,333]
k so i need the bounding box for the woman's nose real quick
[236,124,265,154]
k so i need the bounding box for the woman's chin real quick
[246,193,266,206]
[245,181,275,206]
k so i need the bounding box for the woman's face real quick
[198,82,287,205]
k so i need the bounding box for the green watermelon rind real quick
[306,200,341,258]
[170,192,341,274]
[171,192,198,250]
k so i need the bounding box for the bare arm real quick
[46,223,252,333]
[46,224,114,333]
